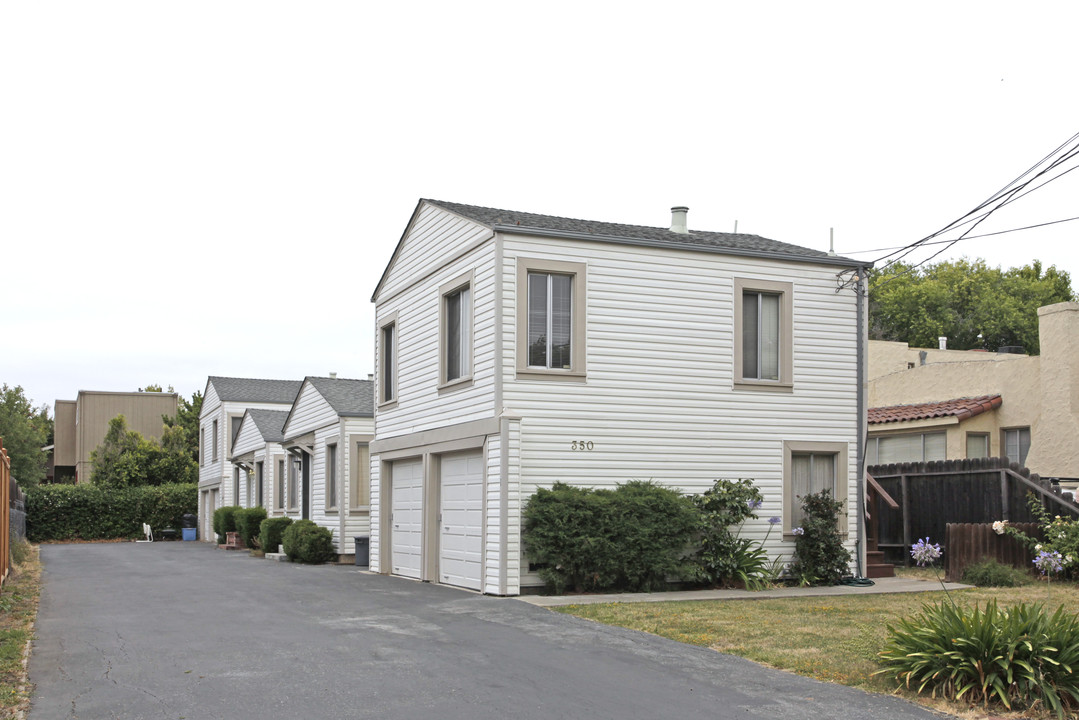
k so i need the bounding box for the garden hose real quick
[840,576,876,587]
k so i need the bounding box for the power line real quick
[838,215,1079,256]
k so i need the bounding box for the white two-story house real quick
[198,376,302,542]
[370,200,869,595]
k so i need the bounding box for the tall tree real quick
[0,384,50,487]
[163,390,202,463]
[90,415,198,487]
[869,258,1074,354]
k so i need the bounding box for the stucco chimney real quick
[670,206,689,234]
[329,372,337,379]
[1026,302,1079,476]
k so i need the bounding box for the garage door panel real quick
[391,459,423,579]
[439,451,483,590]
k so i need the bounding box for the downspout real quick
[855,265,868,578]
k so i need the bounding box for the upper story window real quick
[516,258,587,379]
[734,278,793,390]
[440,272,473,388]
[212,419,219,462]
[1003,427,1031,466]
[379,312,398,406]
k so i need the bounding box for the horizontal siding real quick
[282,384,336,439]
[483,435,501,595]
[199,400,292,487]
[341,418,375,547]
[501,235,862,585]
[376,223,498,438]
[231,416,265,457]
[307,425,341,550]
[369,456,381,572]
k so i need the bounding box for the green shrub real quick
[522,480,698,594]
[234,507,268,549]
[786,489,852,586]
[260,516,293,554]
[961,558,1031,587]
[25,483,197,542]
[878,600,1079,718]
[1004,494,1079,579]
[281,519,336,564]
[212,505,242,545]
[692,478,771,588]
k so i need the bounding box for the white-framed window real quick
[440,272,473,387]
[275,457,286,512]
[349,437,371,512]
[783,440,848,536]
[1003,427,1031,466]
[866,432,946,465]
[734,278,793,389]
[966,433,990,459]
[379,312,398,406]
[516,258,587,378]
[325,443,338,511]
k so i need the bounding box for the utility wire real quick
[838,215,1079,256]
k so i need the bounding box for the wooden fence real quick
[1,438,10,588]
[943,522,1041,582]
[868,457,1079,566]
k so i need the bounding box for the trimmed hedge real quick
[26,483,197,542]
[281,519,336,564]
[259,516,293,554]
[213,506,241,545]
[234,507,267,549]
[522,480,698,593]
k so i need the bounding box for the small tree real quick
[90,415,197,487]
[0,384,50,487]
[787,490,852,586]
[693,478,766,587]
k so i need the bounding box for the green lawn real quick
[0,543,41,717]
[554,574,1079,719]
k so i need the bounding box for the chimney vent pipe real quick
[670,206,689,234]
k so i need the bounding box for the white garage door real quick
[439,450,484,590]
[391,458,424,579]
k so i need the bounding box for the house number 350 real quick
[571,440,594,451]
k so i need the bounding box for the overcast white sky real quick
[2,2,1077,414]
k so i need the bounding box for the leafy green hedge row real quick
[26,483,198,542]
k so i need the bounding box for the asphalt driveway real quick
[29,542,950,720]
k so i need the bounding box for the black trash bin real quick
[354,536,370,568]
[181,514,197,528]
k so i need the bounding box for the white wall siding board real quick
[483,435,501,595]
[505,418,521,595]
[369,457,381,572]
[500,235,861,585]
[231,419,265,458]
[283,385,336,440]
[376,236,498,439]
[341,418,375,549]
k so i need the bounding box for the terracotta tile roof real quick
[868,395,1002,425]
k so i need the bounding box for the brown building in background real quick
[53,391,179,483]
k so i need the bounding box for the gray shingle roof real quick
[246,409,289,443]
[426,199,862,266]
[208,377,302,404]
[306,377,374,418]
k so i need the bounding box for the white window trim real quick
[734,278,794,391]
[783,440,849,538]
[515,257,587,380]
[438,270,475,391]
[1002,426,1031,466]
[378,311,399,408]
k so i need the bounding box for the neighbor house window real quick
[1003,427,1031,466]
[379,313,398,405]
[734,278,793,388]
[866,432,946,465]
[440,272,473,387]
[255,462,264,508]
[275,457,285,512]
[784,440,848,535]
[325,443,338,511]
[212,419,219,462]
[966,433,990,459]
[288,458,300,511]
[349,438,371,511]
[516,258,587,378]
[229,415,243,455]
[232,467,240,506]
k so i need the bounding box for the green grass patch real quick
[0,542,42,716]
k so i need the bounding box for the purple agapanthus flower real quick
[748,499,762,510]
[1034,550,1064,575]
[792,527,805,536]
[768,516,781,525]
[910,538,942,567]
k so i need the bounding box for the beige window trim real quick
[378,311,399,409]
[349,434,373,513]
[515,257,587,380]
[438,270,475,392]
[782,440,849,538]
[325,442,338,512]
[734,278,794,391]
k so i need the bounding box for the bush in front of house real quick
[877,600,1079,718]
[281,519,336,564]
[234,507,268,549]
[786,489,851,586]
[1003,494,1079,579]
[522,480,698,594]
[961,558,1031,587]
[25,483,197,541]
[259,516,293,554]
[212,505,242,545]
[692,478,773,588]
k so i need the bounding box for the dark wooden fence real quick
[944,522,1041,582]
[868,457,1078,566]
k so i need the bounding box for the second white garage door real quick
[439,450,484,590]
[391,458,424,579]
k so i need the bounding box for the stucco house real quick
[198,376,302,542]
[369,199,869,595]
[279,376,375,555]
[868,301,1079,485]
[229,409,289,513]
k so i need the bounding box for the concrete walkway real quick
[519,575,971,606]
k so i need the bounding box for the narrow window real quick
[527,272,573,369]
[742,290,780,381]
[1004,428,1031,466]
[276,458,285,511]
[255,462,264,507]
[212,419,219,462]
[350,441,370,511]
[229,416,243,454]
[444,285,471,382]
[381,322,396,403]
[288,458,299,511]
[232,467,240,506]
[326,443,338,510]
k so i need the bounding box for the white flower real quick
[992,520,1007,535]
[1035,544,1043,551]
